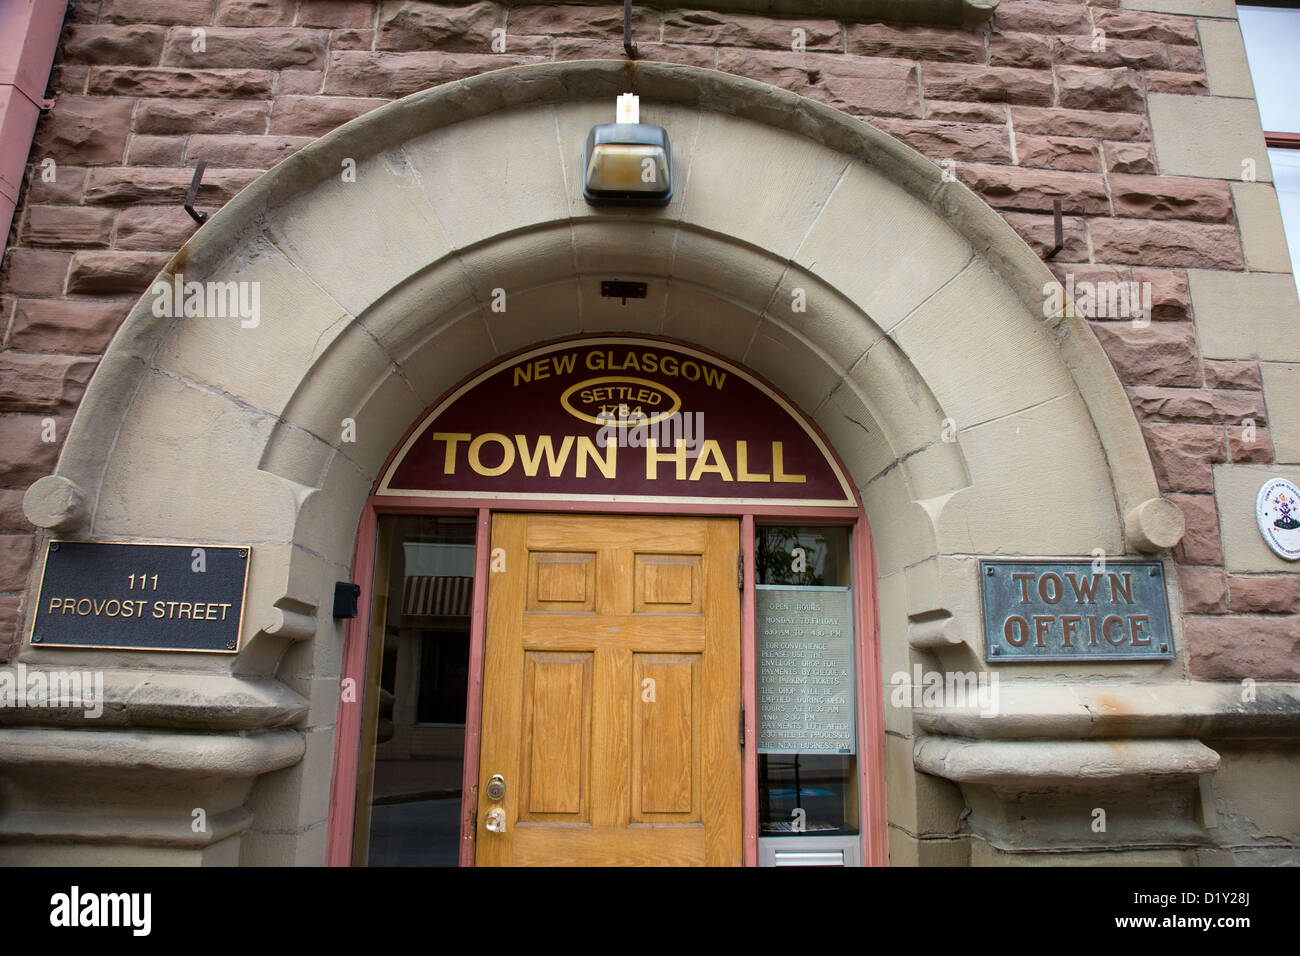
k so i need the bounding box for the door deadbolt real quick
[486,774,506,801]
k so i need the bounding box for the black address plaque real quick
[29,541,251,653]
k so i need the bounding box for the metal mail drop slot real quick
[759,835,860,867]
[776,851,844,866]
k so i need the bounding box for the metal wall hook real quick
[1043,199,1063,260]
[623,0,638,59]
[184,161,208,224]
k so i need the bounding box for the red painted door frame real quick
[326,496,888,867]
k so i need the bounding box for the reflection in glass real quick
[755,525,851,586]
[1267,147,1300,293]
[354,515,476,866]
[1238,7,1300,134]
[759,754,859,835]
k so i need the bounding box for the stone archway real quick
[8,60,1181,865]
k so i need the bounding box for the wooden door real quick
[476,514,742,866]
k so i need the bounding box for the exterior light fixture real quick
[582,94,672,206]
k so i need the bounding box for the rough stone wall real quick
[1,3,1296,701]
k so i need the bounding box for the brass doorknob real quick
[486,774,506,801]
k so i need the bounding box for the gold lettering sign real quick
[378,336,855,506]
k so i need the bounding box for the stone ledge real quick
[0,728,304,857]
[972,840,1203,860]
[0,726,304,776]
[914,735,1220,786]
[919,735,1224,854]
[0,669,310,731]
[0,806,253,848]
[912,682,1300,739]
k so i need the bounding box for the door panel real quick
[519,651,591,820]
[631,652,698,821]
[477,514,741,866]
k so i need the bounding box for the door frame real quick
[327,495,887,867]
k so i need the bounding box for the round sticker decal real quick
[1256,477,1300,561]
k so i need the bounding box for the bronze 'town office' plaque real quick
[980,559,1174,663]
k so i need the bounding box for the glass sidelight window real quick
[353,514,476,866]
[755,526,860,843]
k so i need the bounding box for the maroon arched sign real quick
[378,337,855,507]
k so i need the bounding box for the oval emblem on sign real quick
[560,376,682,427]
